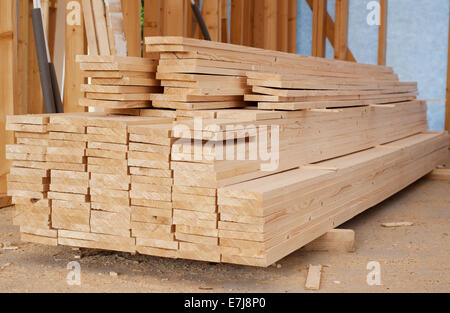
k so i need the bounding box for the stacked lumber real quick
[144,37,413,111]
[47,114,90,235]
[246,72,418,110]
[77,55,161,109]
[127,123,179,258]
[218,132,449,266]
[5,115,56,245]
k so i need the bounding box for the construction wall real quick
[298,0,449,131]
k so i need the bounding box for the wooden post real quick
[17,0,30,115]
[121,0,142,57]
[202,0,220,41]
[277,0,288,52]
[312,0,327,57]
[334,0,349,60]
[243,0,255,47]
[0,0,18,199]
[64,0,87,113]
[230,0,244,45]
[263,0,277,51]
[220,0,229,43]
[306,0,355,62]
[164,0,184,36]
[288,0,297,53]
[446,5,450,144]
[378,0,388,65]
[253,0,264,48]
[143,0,162,56]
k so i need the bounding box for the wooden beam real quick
[0,0,18,195]
[378,0,388,65]
[277,0,288,52]
[303,229,355,252]
[334,0,349,60]
[263,0,277,51]
[82,0,99,55]
[446,5,450,140]
[312,0,327,57]
[220,0,228,43]
[253,0,264,48]
[306,0,356,62]
[243,0,255,47]
[230,0,244,45]
[16,0,30,115]
[287,0,297,53]
[143,0,162,56]
[202,0,220,41]
[164,0,184,36]
[121,0,141,57]
[64,0,87,112]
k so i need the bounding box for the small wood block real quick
[305,265,322,290]
[303,229,355,252]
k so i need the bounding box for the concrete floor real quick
[0,172,449,293]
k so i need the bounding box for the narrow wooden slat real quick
[243,0,254,46]
[334,0,349,60]
[378,0,388,65]
[312,0,327,57]
[164,0,184,36]
[220,0,228,43]
[92,0,110,55]
[203,0,220,41]
[143,0,162,57]
[252,0,264,48]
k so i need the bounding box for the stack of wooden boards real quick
[5,37,449,266]
[77,55,161,109]
[144,37,417,111]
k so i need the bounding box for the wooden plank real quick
[92,0,110,55]
[277,0,288,52]
[164,0,184,36]
[287,0,297,53]
[203,0,220,41]
[334,0,349,60]
[81,0,99,55]
[65,0,87,113]
[305,265,322,290]
[312,0,327,57]
[121,0,141,57]
[220,0,228,43]
[378,0,388,66]
[0,194,12,209]
[0,0,18,195]
[143,0,162,56]
[427,168,450,181]
[263,0,277,51]
[306,0,355,62]
[230,0,244,45]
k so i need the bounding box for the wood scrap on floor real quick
[305,265,322,290]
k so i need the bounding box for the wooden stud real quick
[287,0,297,53]
[303,229,355,252]
[312,0,327,57]
[143,0,162,57]
[230,0,244,45]
[277,0,288,52]
[92,0,110,55]
[334,0,349,60]
[378,0,388,66]
[446,4,450,142]
[121,0,142,57]
[203,0,220,41]
[306,0,356,62]
[252,0,264,48]
[243,0,254,47]
[220,0,228,43]
[64,0,87,112]
[164,0,184,36]
[263,0,277,51]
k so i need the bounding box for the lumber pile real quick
[144,37,416,111]
[5,37,448,267]
[77,55,161,109]
[218,132,448,266]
